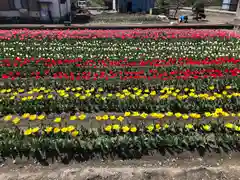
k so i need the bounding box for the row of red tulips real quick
[2,68,240,80]
[0,29,238,40]
[1,57,239,68]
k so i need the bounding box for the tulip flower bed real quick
[0,29,240,164]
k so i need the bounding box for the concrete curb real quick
[0,23,233,29]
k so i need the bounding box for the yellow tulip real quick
[225,123,234,129]
[18,89,24,93]
[29,115,37,121]
[27,96,33,100]
[102,115,109,120]
[95,94,101,98]
[122,126,130,133]
[32,127,40,133]
[67,125,75,132]
[215,108,223,113]
[209,86,214,90]
[110,115,116,120]
[117,116,124,122]
[98,87,103,92]
[163,124,169,129]
[21,113,30,119]
[175,113,182,118]
[130,94,136,99]
[61,127,68,133]
[132,112,139,117]
[24,128,32,136]
[202,125,211,131]
[119,94,125,99]
[185,124,193,129]
[80,96,86,100]
[45,126,53,133]
[71,130,79,137]
[123,89,128,93]
[70,115,77,121]
[10,96,15,100]
[12,117,20,124]
[76,87,82,91]
[96,116,102,121]
[104,125,112,132]
[130,127,137,133]
[124,92,131,96]
[157,113,165,119]
[182,114,189,120]
[235,126,240,131]
[78,114,86,120]
[204,112,212,117]
[140,112,148,119]
[4,115,12,121]
[144,89,149,93]
[21,97,27,101]
[124,112,131,117]
[225,85,231,89]
[135,92,141,96]
[54,127,60,133]
[64,94,69,98]
[54,117,61,123]
[75,93,80,97]
[113,124,120,130]
[166,112,173,117]
[47,94,53,99]
[86,93,91,97]
[147,124,154,132]
[222,91,227,95]
[150,91,156,96]
[222,112,230,117]
[101,97,106,101]
[27,91,33,94]
[107,93,113,97]
[155,124,161,131]
[212,113,219,118]
[150,113,158,117]
[36,95,44,100]
[37,114,45,120]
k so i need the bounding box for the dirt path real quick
[0,153,240,180]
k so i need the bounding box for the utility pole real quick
[234,0,240,32]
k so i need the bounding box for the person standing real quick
[192,0,206,21]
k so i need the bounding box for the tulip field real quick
[0,29,240,164]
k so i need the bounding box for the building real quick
[222,0,239,11]
[0,0,72,23]
[105,0,155,13]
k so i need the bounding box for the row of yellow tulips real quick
[3,108,240,125]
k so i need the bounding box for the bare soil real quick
[0,152,240,180]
